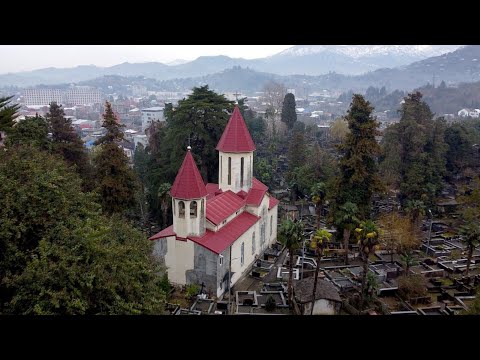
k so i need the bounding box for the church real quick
[150,106,279,298]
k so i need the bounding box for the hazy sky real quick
[0,45,293,74]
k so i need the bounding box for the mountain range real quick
[77,45,480,94]
[0,45,463,87]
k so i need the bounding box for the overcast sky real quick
[0,45,293,74]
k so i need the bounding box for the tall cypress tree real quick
[334,94,382,219]
[46,102,93,190]
[281,93,297,130]
[380,92,447,206]
[94,102,137,215]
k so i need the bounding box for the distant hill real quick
[150,46,480,93]
[19,46,480,97]
[0,45,463,87]
[415,81,480,115]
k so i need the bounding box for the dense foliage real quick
[0,146,165,314]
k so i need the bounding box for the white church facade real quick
[150,107,279,298]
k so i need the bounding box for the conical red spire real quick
[170,148,207,199]
[216,106,256,152]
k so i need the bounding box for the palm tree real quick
[335,202,359,265]
[157,183,171,228]
[355,220,380,310]
[0,95,20,143]
[405,199,425,227]
[310,228,332,315]
[311,182,327,229]
[400,251,417,276]
[278,219,304,306]
[460,222,480,276]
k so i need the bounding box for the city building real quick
[141,106,164,132]
[149,107,279,298]
[22,87,103,106]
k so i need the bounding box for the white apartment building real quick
[23,87,103,106]
[141,106,164,133]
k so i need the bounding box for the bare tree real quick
[262,81,287,136]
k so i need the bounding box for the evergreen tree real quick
[144,121,169,221]
[133,143,150,186]
[444,123,473,176]
[0,146,165,314]
[94,102,137,215]
[281,93,297,130]
[334,94,382,219]
[0,96,20,143]
[380,92,447,206]
[46,102,93,190]
[0,146,93,311]
[6,115,49,149]
[161,86,234,183]
[157,183,172,228]
[286,130,307,202]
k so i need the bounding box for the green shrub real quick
[398,275,428,299]
[185,284,200,299]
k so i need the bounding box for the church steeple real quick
[216,106,256,153]
[216,106,255,193]
[170,147,207,237]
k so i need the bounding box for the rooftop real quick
[170,150,207,199]
[206,190,245,225]
[189,212,260,254]
[216,106,256,153]
[141,107,164,111]
[244,177,268,206]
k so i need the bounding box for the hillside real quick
[0,45,464,87]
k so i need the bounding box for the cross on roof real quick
[233,91,241,104]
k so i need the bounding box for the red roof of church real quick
[206,190,245,225]
[216,106,256,152]
[269,196,280,210]
[170,149,207,199]
[205,183,221,200]
[189,212,260,254]
[149,225,175,240]
[245,177,268,206]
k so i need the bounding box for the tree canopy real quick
[94,102,137,215]
[161,85,234,183]
[281,93,297,130]
[334,94,383,219]
[0,146,165,314]
[46,102,92,190]
[0,96,20,142]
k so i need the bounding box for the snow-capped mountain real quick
[165,59,189,66]
[0,45,465,86]
[276,45,462,59]
[259,45,463,75]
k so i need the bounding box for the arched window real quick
[190,200,197,218]
[252,231,256,255]
[200,199,204,216]
[220,156,222,181]
[270,215,273,236]
[178,201,185,218]
[240,157,244,187]
[228,157,231,185]
[241,242,244,266]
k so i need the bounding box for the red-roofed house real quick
[150,106,279,298]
